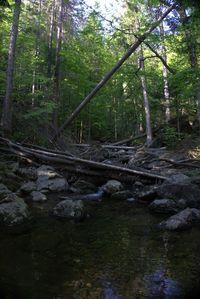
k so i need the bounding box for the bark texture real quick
[2,0,21,136]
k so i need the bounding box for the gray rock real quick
[48,178,68,192]
[21,181,37,193]
[111,190,133,200]
[36,175,50,191]
[37,165,60,179]
[159,208,200,231]
[157,183,200,208]
[36,176,68,192]
[0,194,29,225]
[31,191,47,202]
[53,199,85,219]
[0,183,12,200]
[103,180,123,194]
[149,199,179,214]
[71,180,96,194]
[167,173,190,184]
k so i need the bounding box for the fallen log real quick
[71,144,137,151]
[0,137,168,181]
[111,133,146,146]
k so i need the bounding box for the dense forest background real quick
[0,0,200,146]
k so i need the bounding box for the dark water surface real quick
[0,200,200,299]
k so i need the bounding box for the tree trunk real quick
[160,20,170,123]
[52,0,64,130]
[32,0,42,107]
[52,3,176,140]
[139,47,153,146]
[47,0,55,78]
[2,0,21,137]
[135,14,152,146]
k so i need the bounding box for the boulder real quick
[48,178,68,192]
[167,173,190,184]
[53,199,85,220]
[111,190,133,200]
[0,194,29,225]
[157,183,200,208]
[103,180,123,195]
[0,183,12,201]
[149,199,179,214]
[21,181,37,193]
[36,176,68,192]
[31,191,47,202]
[159,208,200,231]
[71,180,96,194]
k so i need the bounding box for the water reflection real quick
[103,286,121,299]
[0,201,200,299]
[145,270,181,299]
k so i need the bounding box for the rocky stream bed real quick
[1,144,200,298]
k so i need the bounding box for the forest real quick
[0,1,200,299]
[0,0,199,146]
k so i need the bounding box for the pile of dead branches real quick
[0,137,168,182]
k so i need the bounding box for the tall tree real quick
[135,12,153,146]
[159,15,170,123]
[178,5,200,126]
[2,0,21,136]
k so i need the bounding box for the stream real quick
[0,198,200,299]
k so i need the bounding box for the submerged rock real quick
[53,199,85,220]
[71,179,96,194]
[111,190,133,200]
[138,187,158,202]
[159,208,200,231]
[149,199,179,214]
[145,270,181,298]
[126,197,137,203]
[31,191,47,202]
[103,180,123,195]
[0,194,29,225]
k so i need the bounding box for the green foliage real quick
[1,0,200,144]
[160,126,183,146]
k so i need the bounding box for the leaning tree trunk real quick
[2,0,21,137]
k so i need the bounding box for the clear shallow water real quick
[0,200,200,299]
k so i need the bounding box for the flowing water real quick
[0,199,200,299]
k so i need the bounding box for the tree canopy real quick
[0,0,199,145]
